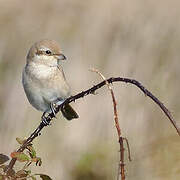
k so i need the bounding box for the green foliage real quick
[11,152,30,162]
[37,174,53,180]
[0,154,9,165]
[0,137,52,179]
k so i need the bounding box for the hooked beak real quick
[57,53,66,61]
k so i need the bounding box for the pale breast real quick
[22,67,49,112]
[25,63,70,104]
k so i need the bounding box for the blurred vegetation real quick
[0,0,180,179]
[71,147,110,180]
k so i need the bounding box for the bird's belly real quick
[23,66,70,113]
[25,84,67,112]
[41,88,62,102]
[23,83,48,112]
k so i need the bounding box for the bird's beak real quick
[57,53,66,61]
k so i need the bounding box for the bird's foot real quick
[41,112,51,126]
[50,102,58,118]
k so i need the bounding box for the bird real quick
[22,39,79,124]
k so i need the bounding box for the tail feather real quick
[61,104,79,120]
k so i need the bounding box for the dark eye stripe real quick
[36,49,52,56]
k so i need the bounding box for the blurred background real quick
[0,0,180,179]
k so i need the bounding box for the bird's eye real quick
[45,50,51,55]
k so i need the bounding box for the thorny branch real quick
[90,69,122,136]
[90,69,131,180]
[6,76,180,173]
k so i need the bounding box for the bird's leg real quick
[56,98,65,109]
[41,112,50,126]
[50,102,57,119]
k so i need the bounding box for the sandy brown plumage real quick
[22,39,78,120]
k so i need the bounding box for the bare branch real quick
[90,68,124,180]
[6,76,180,173]
[123,138,132,162]
[90,68,121,136]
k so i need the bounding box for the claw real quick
[50,102,57,118]
[41,112,50,126]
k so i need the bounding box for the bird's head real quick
[27,39,66,67]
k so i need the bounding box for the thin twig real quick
[123,138,132,162]
[90,68,126,180]
[119,137,125,180]
[6,76,180,173]
[90,69,121,136]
